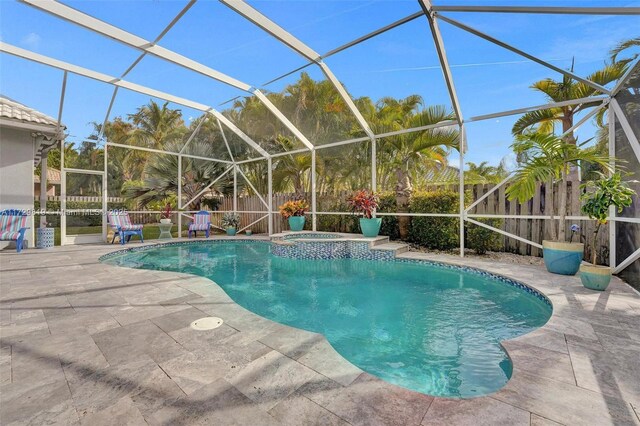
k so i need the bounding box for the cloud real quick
[20,32,41,49]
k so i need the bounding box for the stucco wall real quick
[0,126,35,249]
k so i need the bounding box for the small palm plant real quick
[507,132,613,242]
[221,212,240,230]
[581,173,635,266]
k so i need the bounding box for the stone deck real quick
[1,239,639,425]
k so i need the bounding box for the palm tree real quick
[507,132,613,242]
[272,136,312,196]
[465,161,509,184]
[122,140,233,210]
[511,62,628,143]
[128,100,186,150]
[372,97,460,239]
[610,37,640,63]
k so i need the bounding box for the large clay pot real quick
[226,227,237,236]
[542,240,584,275]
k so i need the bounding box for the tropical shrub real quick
[221,212,240,229]
[347,190,379,219]
[378,193,399,240]
[279,200,309,218]
[466,218,503,254]
[408,191,459,250]
[581,173,635,265]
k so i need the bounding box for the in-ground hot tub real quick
[270,232,396,260]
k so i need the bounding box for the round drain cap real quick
[190,317,223,331]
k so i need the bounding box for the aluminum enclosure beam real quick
[431,6,640,15]
[252,90,314,150]
[219,0,321,61]
[20,0,308,156]
[436,14,610,95]
[419,1,464,127]
[220,0,376,140]
[0,42,269,159]
[20,0,252,91]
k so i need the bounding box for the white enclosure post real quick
[102,142,108,242]
[177,155,182,238]
[608,103,616,269]
[268,157,273,235]
[233,165,238,213]
[372,138,377,195]
[459,125,466,257]
[311,149,317,230]
[58,71,67,246]
[39,151,48,228]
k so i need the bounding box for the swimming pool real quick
[102,241,552,398]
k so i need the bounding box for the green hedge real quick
[408,191,460,250]
[295,190,504,254]
[466,218,503,254]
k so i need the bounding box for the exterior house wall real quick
[34,183,57,197]
[0,126,35,249]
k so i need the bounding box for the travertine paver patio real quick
[1,238,639,425]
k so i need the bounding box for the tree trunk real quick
[558,168,568,242]
[562,115,580,183]
[591,222,602,265]
[547,176,557,241]
[395,167,413,240]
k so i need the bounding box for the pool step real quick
[370,242,410,256]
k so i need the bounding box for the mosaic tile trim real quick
[99,239,551,308]
[98,239,270,261]
[280,232,342,240]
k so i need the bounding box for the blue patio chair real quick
[0,209,29,253]
[107,211,144,245]
[188,211,211,238]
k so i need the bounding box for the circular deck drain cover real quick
[190,317,223,331]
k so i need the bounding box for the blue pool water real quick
[103,241,551,398]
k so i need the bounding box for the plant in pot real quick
[347,190,381,237]
[221,212,240,236]
[579,172,635,290]
[507,132,613,275]
[279,200,309,231]
[159,203,172,224]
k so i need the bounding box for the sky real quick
[1,0,639,173]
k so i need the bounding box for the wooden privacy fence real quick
[217,182,609,264]
[34,184,608,263]
[42,196,126,203]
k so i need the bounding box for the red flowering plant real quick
[279,200,309,219]
[160,203,172,220]
[347,190,379,219]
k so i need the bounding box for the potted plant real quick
[222,212,240,236]
[160,203,172,224]
[279,200,309,231]
[245,229,253,236]
[507,133,612,275]
[347,190,381,237]
[579,172,635,290]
